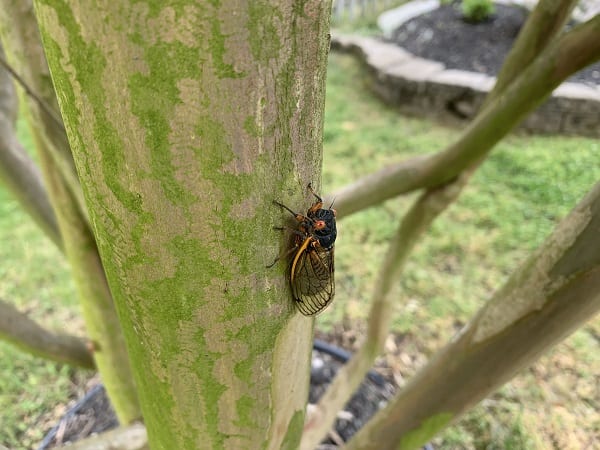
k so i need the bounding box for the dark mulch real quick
[37,384,118,449]
[37,341,398,449]
[391,2,600,87]
[310,340,395,446]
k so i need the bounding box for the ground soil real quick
[391,2,600,87]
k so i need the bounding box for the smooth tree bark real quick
[0,0,141,423]
[34,1,331,448]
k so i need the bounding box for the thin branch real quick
[0,298,94,369]
[329,14,600,219]
[301,174,469,449]
[0,53,65,131]
[325,154,432,219]
[486,0,578,105]
[0,44,63,249]
[345,181,600,450]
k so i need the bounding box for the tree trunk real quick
[34,1,331,448]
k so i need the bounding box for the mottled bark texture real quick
[33,1,331,448]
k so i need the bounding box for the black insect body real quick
[310,207,337,249]
[271,184,337,316]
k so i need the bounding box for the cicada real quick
[269,184,337,316]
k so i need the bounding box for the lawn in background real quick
[0,51,598,449]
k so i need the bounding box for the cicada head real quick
[310,208,337,250]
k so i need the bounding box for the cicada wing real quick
[290,243,335,316]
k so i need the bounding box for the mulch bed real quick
[391,2,600,87]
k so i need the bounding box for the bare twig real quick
[0,298,94,369]
[0,53,65,131]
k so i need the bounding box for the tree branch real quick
[3,0,142,423]
[301,174,469,449]
[0,298,94,369]
[486,0,578,104]
[345,180,600,450]
[329,14,600,219]
[305,9,600,447]
[0,44,62,249]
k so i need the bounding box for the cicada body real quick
[271,184,337,316]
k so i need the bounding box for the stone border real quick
[331,1,600,137]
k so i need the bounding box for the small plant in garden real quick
[461,0,496,22]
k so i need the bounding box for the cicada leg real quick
[273,200,308,224]
[266,226,308,268]
[307,183,324,213]
[266,241,299,268]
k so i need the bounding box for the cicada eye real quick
[314,220,326,230]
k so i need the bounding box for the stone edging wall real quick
[331,31,600,137]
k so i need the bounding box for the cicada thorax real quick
[272,185,337,316]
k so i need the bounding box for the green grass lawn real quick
[1,51,598,449]
[0,190,86,447]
